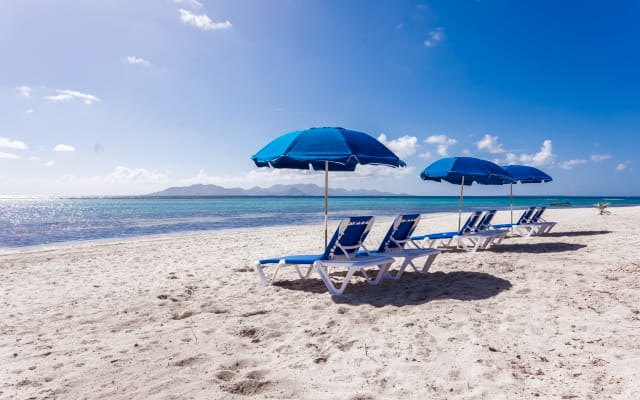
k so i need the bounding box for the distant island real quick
[148,183,407,197]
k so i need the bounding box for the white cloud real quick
[0,151,20,160]
[377,133,418,158]
[616,161,630,171]
[424,134,457,156]
[0,137,28,150]
[44,160,55,167]
[462,149,472,156]
[184,168,318,188]
[125,56,150,66]
[419,151,432,160]
[424,27,444,48]
[16,85,32,97]
[179,9,232,31]
[58,166,170,185]
[106,166,169,184]
[25,109,35,115]
[350,165,416,180]
[28,156,40,161]
[46,89,101,105]
[590,154,611,162]
[504,139,555,167]
[476,134,505,154]
[559,159,587,170]
[180,164,415,189]
[175,0,203,7]
[53,144,75,152]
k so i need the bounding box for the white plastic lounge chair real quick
[254,216,394,295]
[523,207,556,235]
[492,206,537,236]
[493,206,556,237]
[358,214,440,280]
[472,210,509,248]
[411,211,495,252]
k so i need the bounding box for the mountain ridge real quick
[148,183,408,196]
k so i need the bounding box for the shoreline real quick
[0,205,632,255]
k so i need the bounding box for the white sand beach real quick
[1,206,639,399]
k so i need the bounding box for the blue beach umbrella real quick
[502,165,553,225]
[420,157,515,230]
[251,127,406,246]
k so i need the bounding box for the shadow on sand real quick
[488,242,586,254]
[274,270,512,306]
[541,230,611,238]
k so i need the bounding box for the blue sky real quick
[1,0,638,196]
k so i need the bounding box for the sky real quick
[1,0,639,196]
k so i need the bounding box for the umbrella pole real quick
[324,160,328,249]
[458,176,464,231]
[510,183,513,232]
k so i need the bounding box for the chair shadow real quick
[274,270,512,306]
[488,242,586,253]
[540,230,611,238]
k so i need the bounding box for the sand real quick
[1,206,639,399]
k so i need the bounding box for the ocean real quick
[1,196,638,248]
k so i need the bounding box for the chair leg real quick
[313,262,356,296]
[294,264,314,279]
[314,262,391,295]
[255,261,314,285]
[254,260,285,285]
[419,253,438,273]
[385,258,410,280]
[254,261,270,285]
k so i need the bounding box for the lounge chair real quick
[410,211,495,252]
[524,207,557,235]
[358,214,440,280]
[473,210,509,247]
[493,206,555,237]
[492,206,536,235]
[254,216,394,295]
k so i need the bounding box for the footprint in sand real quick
[214,369,237,382]
[215,359,273,396]
[220,379,272,396]
[350,395,376,400]
[172,354,209,367]
[172,310,197,320]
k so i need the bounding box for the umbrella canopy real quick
[420,156,515,185]
[252,127,405,171]
[502,165,553,226]
[251,127,405,246]
[419,157,514,229]
[502,165,553,183]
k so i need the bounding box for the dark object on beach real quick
[549,201,571,206]
[595,202,611,215]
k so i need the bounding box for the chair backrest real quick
[321,216,375,260]
[376,214,421,253]
[516,207,537,225]
[529,206,546,223]
[475,210,497,232]
[460,211,483,234]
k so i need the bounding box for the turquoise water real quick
[0,196,637,248]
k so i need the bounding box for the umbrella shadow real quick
[540,230,611,238]
[274,270,511,306]
[489,242,586,253]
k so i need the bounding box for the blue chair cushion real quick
[259,254,321,265]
